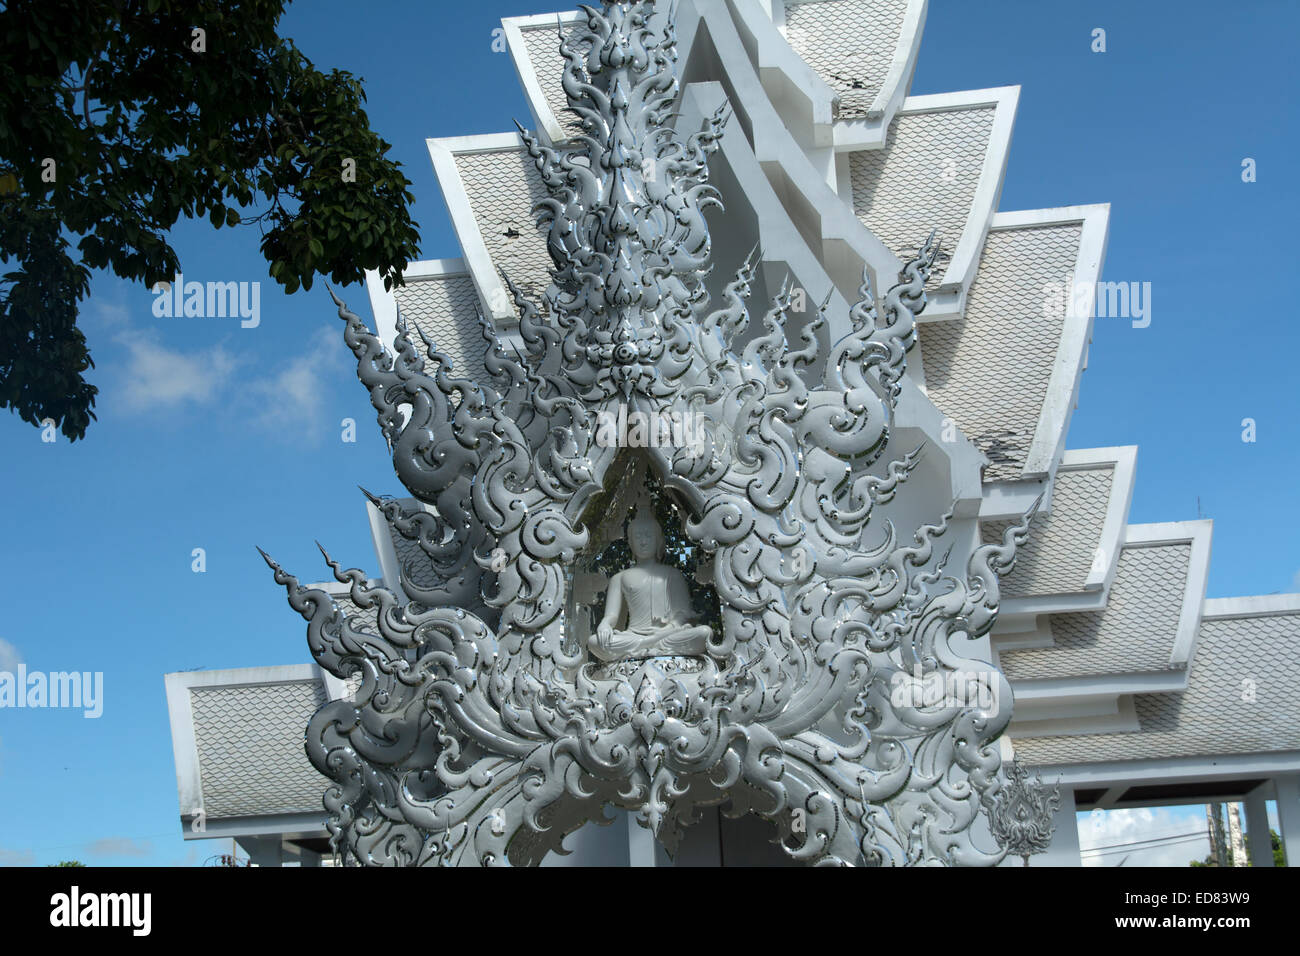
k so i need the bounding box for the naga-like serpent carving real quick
[263,0,1033,866]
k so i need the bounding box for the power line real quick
[1081,828,1208,854]
[1084,834,1209,858]
[1081,827,1201,858]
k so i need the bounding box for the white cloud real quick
[0,638,21,672]
[88,300,131,332]
[86,292,241,414]
[1078,806,1211,867]
[169,845,201,867]
[87,836,153,858]
[114,331,238,414]
[0,848,35,866]
[1291,568,1300,592]
[88,292,347,435]
[246,327,346,440]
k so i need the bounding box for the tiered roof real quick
[166,0,1299,833]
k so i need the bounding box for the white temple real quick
[164,0,1300,866]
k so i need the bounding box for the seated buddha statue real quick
[589,504,713,663]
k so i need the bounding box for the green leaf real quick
[0,1,421,441]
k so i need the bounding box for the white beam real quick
[1096,786,1126,809]
[1274,775,1300,867]
[237,836,283,868]
[1243,785,1273,868]
[628,816,659,867]
[1034,786,1081,866]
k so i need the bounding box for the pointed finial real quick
[316,540,339,569]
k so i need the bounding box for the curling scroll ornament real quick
[263,0,1034,866]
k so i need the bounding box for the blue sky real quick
[0,0,1295,866]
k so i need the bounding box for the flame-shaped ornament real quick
[989,757,1062,866]
[262,0,1036,866]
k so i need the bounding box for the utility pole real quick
[1206,804,1229,866]
[1227,803,1248,866]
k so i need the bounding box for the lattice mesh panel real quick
[982,465,1115,597]
[393,274,491,386]
[784,0,910,118]
[919,223,1082,481]
[1016,611,1300,764]
[848,106,996,288]
[191,681,327,818]
[454,148,555,303]
[520,21,590,140]
[1000,543,1191,682]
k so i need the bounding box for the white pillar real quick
[1243,785,1273,868]
[1033,786,1081,866]
[1275,775,1300,867]
[236,836,282,867]
[628,815,659,867]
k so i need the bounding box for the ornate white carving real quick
[263,0,1034,866]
